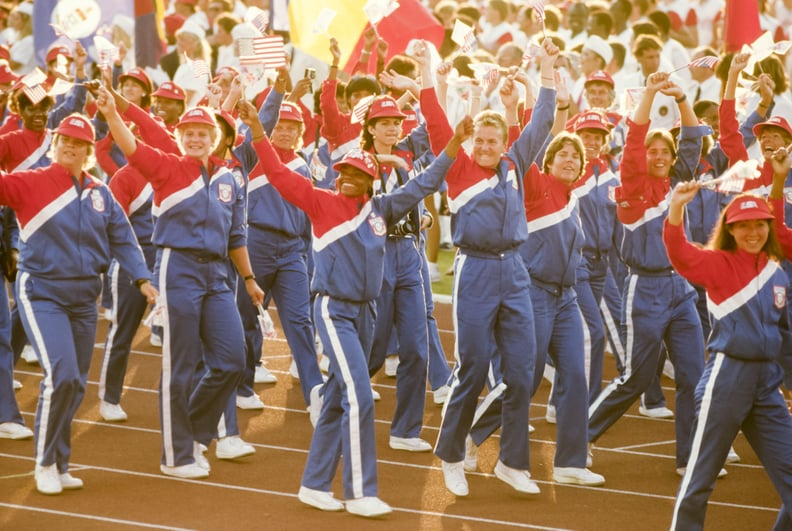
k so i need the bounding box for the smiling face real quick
[759,126,792,161]
[121,78,146,106]
[20,98,52,132]
[585,81,613,108]
[336,166,373,197]
[578,129,607,162]
[728,219,769,255]
[646,137,675,179]
[472,124,507,169]
[154,97,185,125]
[177,123,217,161]
[547,140,583,183]
[53,134,90,172]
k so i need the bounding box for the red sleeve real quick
[419,87,453,156]
[123,104,180,155]
[663,219,721,287]
[507,125,520,148]
[320,79,344,145]
[685,9,697,26]
[718,99,749,165]
[96,135,120,177]
[615,119,654,224]
[522,107,533,129]
[108,167,134,214]
[251,136,319,216]
[126,141,179,190]
[771,197,792,261]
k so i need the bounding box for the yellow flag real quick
[288,0,369,66]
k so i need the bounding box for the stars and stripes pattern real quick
[688,56,719,69]
[532,0,545,26]
[350,95,375,124]
[239,35,287,68]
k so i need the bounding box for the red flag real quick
[343,0,444,73]
[723,0,761,53]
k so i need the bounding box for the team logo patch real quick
[784,188,792,204]
[232,169,244,188]
[608,185,616,202]
[90,189,105,212]
[218,183,233,203]
[774,285,786,309]
[368,213,386,236]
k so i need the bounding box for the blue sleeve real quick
[397,122,430,160]
[232,142,258,176]
[93,114,109,141]
[3,207,17,250]
[740,102,775,149]
[260,89,285,136]
[380,152,452,225]
[48,79,88,127]
[228,179,247,250]
[506,87,556,176]
[107,191,150,281]
[671,125,709,186]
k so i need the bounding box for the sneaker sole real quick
[298,492,344,511]
[216,448,256,460]
[389,442,432,452]
[494,468,540,494]
[553,474,605,486]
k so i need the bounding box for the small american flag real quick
[712,160,760,193]
[533,0,545,26]
[351,95,374,124]
[461,31,477,54]
[185,53,211,79]
[246,7,270,35]
[239,36,286,69]
[23,84,48,105]
[688,56,718,69]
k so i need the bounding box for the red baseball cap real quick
[214,108,236,134]
[572,111,612,133]
[176,107,217,128]
[752,116,792,140]
[54,114,95,144]
[119,67,153,94]
[366,96,406,121]
[333,149,378,179]
[584,70,614,89]
[724,195,773,224]
[164,13,186,38]
[0,62,19,85]
[46,44,72,65]
[152,81,186,101]
[0,45,10,62]
[278,101,303,123]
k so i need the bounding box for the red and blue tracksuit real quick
[424,85,556,470]
[98,166,155,407]
[0,163,149,473]
[240,90,322,407]
[126,142,247,468]
[318,79,363,188]
[588,119,708,469]
[0,207,24,427]
[251,134,453,500]
[665,220,792,531]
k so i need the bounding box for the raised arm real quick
[96,86,137,158]
[768,146,792,259]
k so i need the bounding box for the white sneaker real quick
[371,387,381,401]
[587,446,594,468]
[345,496,392,518]
[35,464,62,495]
[0,422,33,440]
[726,446,740,464]
[384,355,399,377]
[21,345,38,365]
[638,405,674,419]
[194,442,210,471]
[494,460,540,494]
[318,354,330,373]
[236,394,265,410]
[254,365,277,384]
[428,262,441,283]
[149,332,162,347]
[59,472,83,490]
[553,467,605,486]
[463,435,478,472]
[529,424,535,433]
[100,401,128,422]
[308,384,323,427]
[389,436,432,452]
[677,466,727,478]
[442,460,469,496]
[663,359,676,380]
[216,436,255,459]
[432,385,449,405]
[160,463,209,479]
[289,359,300,379]
[103,308,114,321]
[13,379,22,390]
[298,486,344,511]
[545,404,557,424]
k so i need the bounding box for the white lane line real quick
[0,502,193,530]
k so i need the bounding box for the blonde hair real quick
[474,110,509,143]
[48,134,96,171]
[175,122,221,155]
